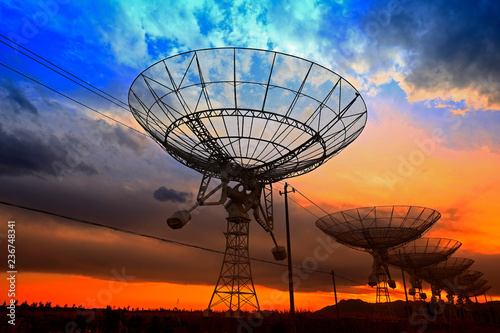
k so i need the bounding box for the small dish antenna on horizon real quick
[316,205,441,317]
[386,237,461,301]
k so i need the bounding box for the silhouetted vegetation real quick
[0,301,499,332]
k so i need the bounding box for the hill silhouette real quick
[317,299,410,318]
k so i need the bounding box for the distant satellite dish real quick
[420,257,474,298]
[387,237,461,300]
[316,205,441,315]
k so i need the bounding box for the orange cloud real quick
[398,79,499,112]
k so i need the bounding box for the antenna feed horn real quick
[167,210,192,229]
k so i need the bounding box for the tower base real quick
[207,217,259,313]
[374,274,396,320]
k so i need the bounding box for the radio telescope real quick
[128,48,368,315]
[387,238,461,300]
[316,205,441,312]
[420,257,474,298]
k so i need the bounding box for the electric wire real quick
[288,196,321,219]
[278,181,330,217]
[273,184,364,286]
[273,186,321,219]
[0,61,148,137]
[0,34,129,109]
[0,40,200,150]
[0,200,363,286]
[294,187,331,217]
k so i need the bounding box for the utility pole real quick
[280,182,296,333]
[332,270,340,319]
[401,269,410,317]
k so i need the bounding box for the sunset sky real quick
[1,0,499,312]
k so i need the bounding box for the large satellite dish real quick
[316,205,441,314]
[387,237,461,300]
[129,47,367,183]
[443,274,489,318]
[129,47,368,315]
[455,270,483,286]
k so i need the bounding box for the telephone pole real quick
[280,182,296,333]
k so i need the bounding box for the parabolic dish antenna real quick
[129,48,368,315]
[316,205,441,252]
[442,270,484,302]
[421,257,474,282]
[445,277,489,312]
[455,270,483,286]
[444,271,484,294]
[387,238,462,270]
[420,257,474,298]
[453,278,488,295]
[387,237,461,300]
[128,47,367,183]
[463,285,491,298]
[316,205,441,313]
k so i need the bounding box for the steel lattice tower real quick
[208,217,259,314]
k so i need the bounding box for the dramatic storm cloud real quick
[0,123,97,177]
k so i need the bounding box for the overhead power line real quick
[271,185,321,219]
[0,34,129,109]
[276,181,330,219]
[288,195,321,219]
[270,184,364,286]
[0,199,363,286]
[0,61,147,137]
[293,187,331,217]
[279,181,330,217]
